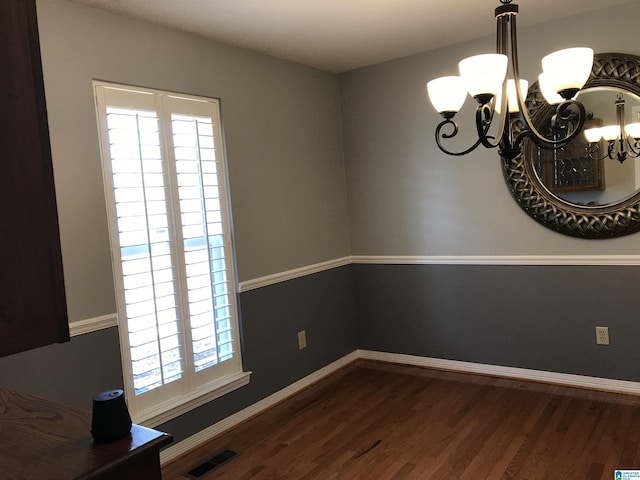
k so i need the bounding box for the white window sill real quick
[135,371,252,427]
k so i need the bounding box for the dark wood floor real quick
[162,360,640,479]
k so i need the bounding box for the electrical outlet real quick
[297,330,307,349]
[633,106,640,122]
[595,326,610,345]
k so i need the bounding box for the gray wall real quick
[161,265,357,442]
[340,2,640,385]
[0,265,357,445]
[0,0,356,445]
[38,0,351,323]
[2,0,640,449]
[0,327,123,405]
[355,264,640,381]
[340,1,640,256]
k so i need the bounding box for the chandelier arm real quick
[508,12,586,150]
[469,11,510,152]
[434,118,493,156]
[510,101,585,153]
[511,108,584,153]
[625,136,640,156]
[585,141,613,162]
[475,102,506,149]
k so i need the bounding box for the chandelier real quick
[426,0,594,160]
[584,93,640,163]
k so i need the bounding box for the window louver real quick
[95,84,243,419]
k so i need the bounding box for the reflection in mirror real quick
[502,52,640,239]
[527,88,640,207]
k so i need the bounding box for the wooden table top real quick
[0,387,172,480]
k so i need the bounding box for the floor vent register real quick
[186,449,238,479]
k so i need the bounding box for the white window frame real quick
[93,81,249,426]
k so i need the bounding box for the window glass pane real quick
[105,106,185,396]
[171,113,236,373]
[98,86,240,408]
[200,149,216,162]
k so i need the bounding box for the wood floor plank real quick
[162,360,640,480]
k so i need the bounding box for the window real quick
[94,82,247,425]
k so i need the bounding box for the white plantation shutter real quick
[94,83,244,421]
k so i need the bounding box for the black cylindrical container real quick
[90,389,132,443]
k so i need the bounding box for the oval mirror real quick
[502,52,640,238]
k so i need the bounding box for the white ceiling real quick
[72,0,630,73]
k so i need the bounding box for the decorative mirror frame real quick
[502,52,640,238]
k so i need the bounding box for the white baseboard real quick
[357,350,640,395]
[159,351,359,465]
[160,349,640,467]
[351,255,640,266]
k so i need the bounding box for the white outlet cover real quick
[297,330,307,349]
[595,326,610,345]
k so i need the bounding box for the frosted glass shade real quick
[625,122,640,139]
[538,73,564,104]
[426,76,467,115]
[584,127,602,143]
[495,79,529,114]
[601,125,621,141]
[458,54,508,100]
[541,47,594,96]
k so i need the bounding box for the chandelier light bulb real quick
[625,122,640,139]
[495,79,529,114]
[584,127,602,143]
[426,76,467,117]
[541,47,594,99]
[458,53,508,103]
[601,125,622,141]
[538,73,564,105]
